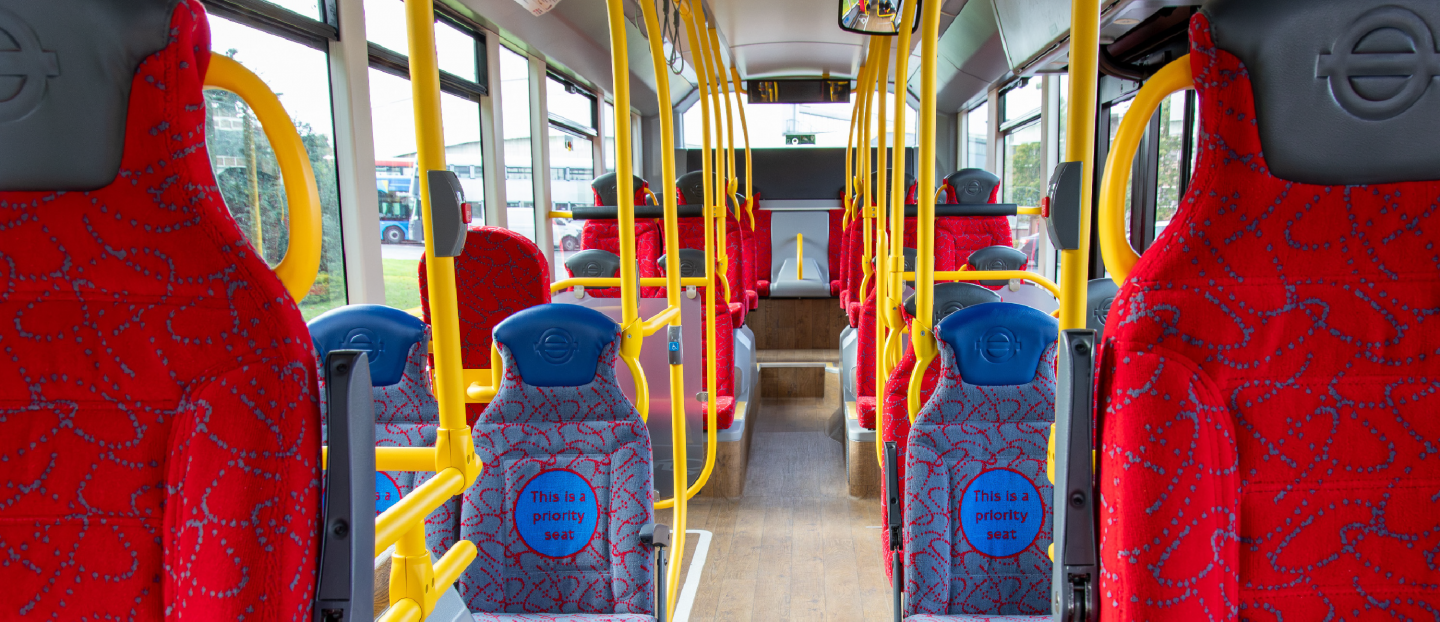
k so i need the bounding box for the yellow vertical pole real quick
[637,1,687,613]
[729,67,754,229]
[603,0,649,420]
[908,0,943,421]
[701,22,733,308]
[679,3,719,500]
[1059,0,1099,331]
[857,42,877,303]
[885,1,916,373]
[405,0,469,456]
[872,41,890,423]
[843,60,871,228]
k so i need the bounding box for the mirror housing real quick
[838,0,918,35]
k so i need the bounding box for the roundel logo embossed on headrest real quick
[0,7,61,123]
[938,302,967,321]
[1093,296,1116,326]
[983,259,1009,271]
[976,327,1021,363]
[580,261,604,277]
[963,180,984,198]
[1317,6,1440,121]
[535,328,579,365]
[680,261,698,278]
[343,328,385,359]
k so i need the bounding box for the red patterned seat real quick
[828,207,845,296]
[421,226,551,425]
[754,206,773,297]
[581,173,662,298]
[1098,3,1440,619]
[0,1,320,617]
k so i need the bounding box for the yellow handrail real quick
[906,0,943,422]
[705,25,735,308]
[729,66,755,228]
[855,43,880,302]
[900,270,1063,300]
[877,0,919,470]
[204,54,322,303]
[797,233,805,280]
[372,2,485,616]
[1057,0,1101,332]
[643,0,692,609]
[551,276,709,294]
[871,37,891,461]
[641,305,682,336]
[548,210,574,219]
[671,1,721,515]
[1100,56,1193,286]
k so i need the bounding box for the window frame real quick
[365,7,489,101]
[202,0,338,48]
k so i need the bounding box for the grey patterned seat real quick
[901,303,1057,620]
[310,304,460,557]
[462,304,664,620]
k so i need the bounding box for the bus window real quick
[205,14,348,321]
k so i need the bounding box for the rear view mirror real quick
[838,0,916,35]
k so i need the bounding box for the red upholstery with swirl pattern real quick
[0,2,320,617]
[420,226,552,425]
[1097,12,1440,620]
[580,220,663,298]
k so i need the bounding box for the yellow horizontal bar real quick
[548,210,574,219]
[1017,206,1042,216]
[375,468,465,556]
[320,446,436,472]
[902,270,1062,300]
[551,276,708,294]
[641,305,680,336]
[378,599,422,622]
[467,383,497,403]
[433,540,477,598]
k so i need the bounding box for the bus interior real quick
[2,0,1438,620]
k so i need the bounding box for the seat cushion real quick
[580,220,662,298]
[904,305,1057,618]
[421,227,552,424]
[466,326,655,616]
[0,2,320,617]
[1097,13,1440,620]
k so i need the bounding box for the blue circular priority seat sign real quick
[515,469,600,558]
[958,468,1044,558]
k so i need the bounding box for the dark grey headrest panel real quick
[868,170,915,197]
[904,282,1001,325]
[943,169,1001,205]
[565,249,621,279]
[1087,278,1120,341]
[658,249,707,279]
[591,172,648,207]
[903,247,917,273]
[677,171,706,205]
[0,0,179,191]
[1205,0,1440,185]
[967,245,1028,286]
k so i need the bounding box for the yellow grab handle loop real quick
[203,53,322,303]
[1099,55,1193,286]
[797,234,804,280]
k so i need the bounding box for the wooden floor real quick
[657,369,891,621]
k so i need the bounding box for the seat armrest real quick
[640,522,671,549]
[884,442,903,622]
[639,523,671,622]
[1055,330,1098,622]
[315,351,377,622]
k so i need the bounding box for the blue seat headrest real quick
[938,302,1058,387]
[494,304,619,388]
[309,305,428,387]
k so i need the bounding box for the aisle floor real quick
[656,372,891,622]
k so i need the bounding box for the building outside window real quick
[364,0,487,311]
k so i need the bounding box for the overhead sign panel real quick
[748,79,852,104]
[992,0,1071,70]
